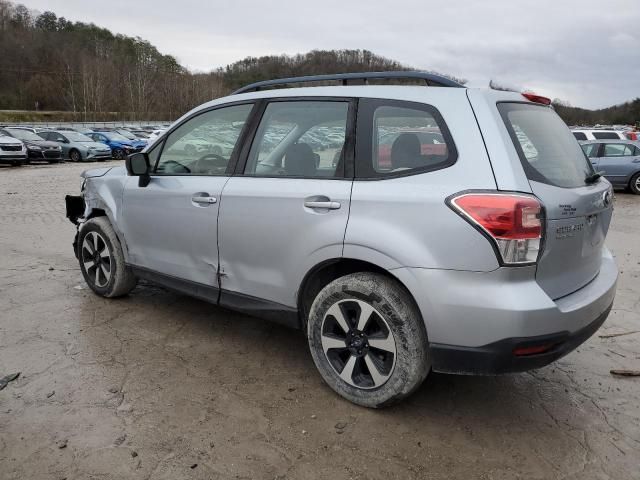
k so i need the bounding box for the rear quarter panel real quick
[344,90,500,271]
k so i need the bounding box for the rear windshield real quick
[498,103,594,188]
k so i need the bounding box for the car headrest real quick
[284,143,317,176]
[391,133,422,169]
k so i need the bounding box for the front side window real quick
[244,101,349,178]
[603,143,634,157]
[572,131,587,141]
[581,143,600,158]
[498,103,594,188]
[154,103,253,175]
[356,99,456,178]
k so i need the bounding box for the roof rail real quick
[231,71,464,95]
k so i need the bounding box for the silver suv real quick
[65,72,617,407]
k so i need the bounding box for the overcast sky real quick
[23,0,639,109]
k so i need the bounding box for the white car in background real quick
[572,129,627,141]
[0,134,27,166]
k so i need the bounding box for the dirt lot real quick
[0,162,639,480]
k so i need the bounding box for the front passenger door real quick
[120,102,255,288]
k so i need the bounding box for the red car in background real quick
[376,129,448,170]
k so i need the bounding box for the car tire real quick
[10,160,23,167]
[307,272,430,408]
[69,149,82,162]
[629,172,640,195]
[113,148,125,160]
[77,217,137,298]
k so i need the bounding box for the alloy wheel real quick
[321,299,397,389]
[81,231,112,288]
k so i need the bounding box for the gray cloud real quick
[22,0,640,108]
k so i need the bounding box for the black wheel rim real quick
[321,299,396,389]
[81,231,112,288]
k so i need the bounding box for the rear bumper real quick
[392,247,618,374]
[429,303,612,374]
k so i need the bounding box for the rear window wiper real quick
[585,171,603,184]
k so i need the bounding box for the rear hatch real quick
[497,101,613,299]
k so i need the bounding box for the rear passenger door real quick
[217,99,355,315]
[598,143,640,186]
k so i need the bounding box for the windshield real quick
[103,132,129,141]
[62,132,93,142]
[498,103,594,188]
[116,130,137,140]
[7,129,42,141]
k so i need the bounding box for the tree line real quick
[0,1,636,125]
[553,99,640,127]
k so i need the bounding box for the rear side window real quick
[573,132,587,141]
[593,131,620,140]
[603,143,635,157]
[243,101,350,178]
[498,103,594,188]
[356,99,456,178]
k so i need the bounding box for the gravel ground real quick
[0,162,639,480]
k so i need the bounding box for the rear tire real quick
[113,148,125,160]
[77,217,137,298]
[629,172,640,195]
[69,149,82,162]
[307,272,430,408]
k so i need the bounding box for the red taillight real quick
[522,92,552,105]
[449,193,543,265]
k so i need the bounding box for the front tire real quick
[69,149,82,162]
[112,148,125,160]
[307,272,430,408]
[629,172,640,195]
[78,217,137,297]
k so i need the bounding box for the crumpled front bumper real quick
[65,195,85,258]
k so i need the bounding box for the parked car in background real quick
[145,129,167,146]
[2,125,39,134]
[581,139,640,194]
[0,133,27,166]
[624,130,639,141]
[127,129,151,139]
[38,130,112,162]
[65,72,617,407]
[93,128,147,150]
[0,127,63,163]
[572,129,627,141]
[88,131,142,159]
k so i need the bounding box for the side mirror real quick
[126,152,151,187]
